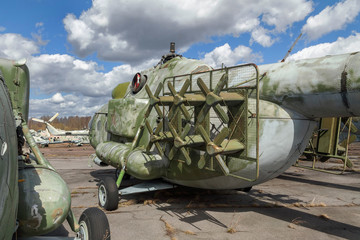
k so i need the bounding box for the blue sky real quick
[1,0,360,117]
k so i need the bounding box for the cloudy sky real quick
[1,0,360,118]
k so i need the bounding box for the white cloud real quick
[63,0,313,63]
[0,33,39,59]
[28,42,261,116]
[51,93,65,103]
[28,54,135,98]
[287,32,360,61]
[202,43,262,68]
[262,1,314,32]
[64,14,95,51]
[250,27,275,47]
[0,26,5,32]
[302,0,360,41]
[26,53,158,117]
[30,94,106,117]
[0,32,158,117]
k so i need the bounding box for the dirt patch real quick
[38,144,95,158]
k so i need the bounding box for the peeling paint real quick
[90,51,360,190]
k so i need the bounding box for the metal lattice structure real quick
[143,63,260,181]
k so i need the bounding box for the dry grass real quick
[143,199,159,205]
[227,228,237,233]
[159,216,198,239]
[288,217,307,229]
[184,230,196,235]
[319,214,330,220]
[226,212,241,234]
[292,202,327,208]
[160,216,176,239]
[119,199,138,207]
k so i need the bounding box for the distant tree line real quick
[28,116,92,131]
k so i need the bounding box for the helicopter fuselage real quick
[89,52,360,189]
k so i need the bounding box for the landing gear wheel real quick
[78,207,110,240]
[98,177,119,211]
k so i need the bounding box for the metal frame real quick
[295,117,353,174]
[143,63,260,181]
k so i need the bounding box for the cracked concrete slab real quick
[44,144,360,240]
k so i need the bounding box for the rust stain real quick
[51,208,64,223]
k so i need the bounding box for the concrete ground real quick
[44,143,360,240]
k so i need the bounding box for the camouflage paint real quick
[89,103,109,148]
[17,166,71,236]
[0,71,18,239]
[0,58,79,237]
[107,98,149,138]
[112,82,130,99]
[126,150,168,180]
[0,59,29,121]
[90,52,360,190]
[95,141,130,168]
[258,52,360,118]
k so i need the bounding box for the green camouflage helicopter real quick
[89,43,360,211]
[0,58,110,239]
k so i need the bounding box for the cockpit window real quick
[131,72,147,94]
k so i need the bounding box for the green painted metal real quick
[317,118,341,154]
[107,98,149,138]
[116,166,126,188]
[126,150,167,180]
[0,59,30,122]
[89,104,109,148]
[66,209,80,232]
[95,141,130,168]
[17,166,71,236]
[88,51,360,190]
[89,57,260,183]
[296,117,354,174]
[0,71,19,240]
[22,122,55,171]
[112,82,130,99]
[152,63,260,181]
[0,58,82,237]
[257,52,360,118]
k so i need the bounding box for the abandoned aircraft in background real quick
[32,113,90,145]
[89,42,360,211]
[29,129,50,147]
[0,58,110,239]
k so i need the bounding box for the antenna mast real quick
[281,33,302,62]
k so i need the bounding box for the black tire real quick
[98,177,119,211]
[78,207,111,240]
